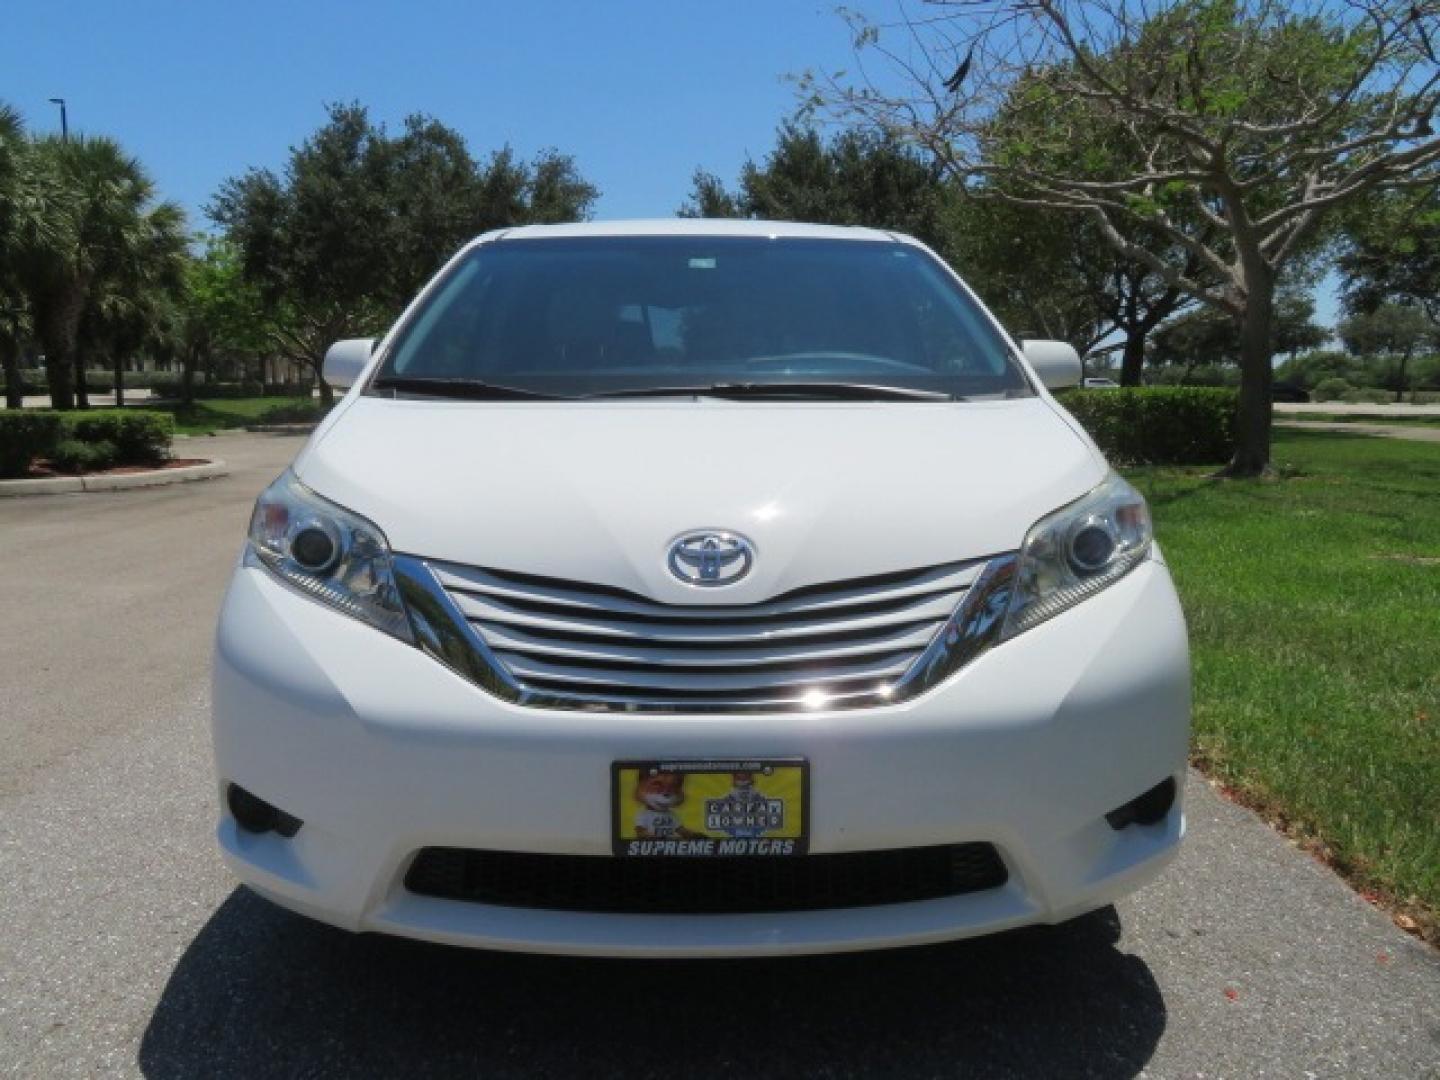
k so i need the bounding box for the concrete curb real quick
[0,459,229,498]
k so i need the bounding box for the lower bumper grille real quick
[404,843,1008,914]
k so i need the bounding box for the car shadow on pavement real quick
[138,887,1165,1079]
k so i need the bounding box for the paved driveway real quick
[1,431,1436,1078]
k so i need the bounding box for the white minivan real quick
[212,219,1190,957]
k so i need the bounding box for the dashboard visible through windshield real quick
[373,236,1032,400]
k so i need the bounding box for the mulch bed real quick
[19,458,211,479]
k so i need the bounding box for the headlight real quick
[1001,471,1152,639]
[245,470,413,642]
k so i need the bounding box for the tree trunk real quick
[181,348,197,405]
[1395,347,1412,404]
[73,348,90,410]
[1,337,22,410]
[1119,330,1146,387]
[36,292,81,412]
[314,358,334,406]
[1222,271,1277,479]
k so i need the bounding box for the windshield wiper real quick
[370,376,573,401]
[586,382,960,402]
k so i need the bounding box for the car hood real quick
[295,396,1102,604]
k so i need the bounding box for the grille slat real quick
[405,844,1009,914]
[432,561,981,621]
[448,589,962,644]
[496,649,916,693]
[475,619,941,668]
[431,558,981,709]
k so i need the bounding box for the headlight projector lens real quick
[291,524,340,572]
[1068,518,1117,573]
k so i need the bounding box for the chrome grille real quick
[425,560,985,710]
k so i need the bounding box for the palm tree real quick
[76,200,188,406]
[0,102,36,408]
[12,136,180,410]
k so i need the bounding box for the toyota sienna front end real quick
[211,219,1189,957]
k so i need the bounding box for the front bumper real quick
[211,556,1190,957]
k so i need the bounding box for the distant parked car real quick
[1271,381,1310,403]
[1083,377,1121,389]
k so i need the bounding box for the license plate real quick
[612,758,809,857]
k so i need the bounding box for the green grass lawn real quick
[134,396,328,436]
[1129,430,1440,940]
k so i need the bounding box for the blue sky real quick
[2,1,865,224]
[3,0,1339,327]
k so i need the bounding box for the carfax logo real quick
[705,770,784,838]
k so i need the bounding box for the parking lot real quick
[1,430,1437,1078]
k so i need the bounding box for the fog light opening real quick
[1105,778,1176,831]
[227,784,303,838]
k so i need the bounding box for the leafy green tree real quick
[945,195,1112,351]
[1340,190,1440,322]
[172,238,269,402]
[813,0,1440,475]
[1273,349,1365,390]
[211,103,599,401]
[1337,302,1438,400]
[691,122,1231,382]
[1152,291,1328,373]
[682,124,958,250]
[971,72,1236,385]
[683,123,1115,349]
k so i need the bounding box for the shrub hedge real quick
[0,412,65,477]
[1057,387,1237,465]
[1339,388,1393,405]
[60,411,173,464]
[1313,377,1354,402]
[0,410,174,477]
[50,438,117,474]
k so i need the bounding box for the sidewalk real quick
[17,389,160,409]
[1278,420,1440,443]
[1275,400,1440,417]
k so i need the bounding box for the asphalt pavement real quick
[1,430,1437,1079]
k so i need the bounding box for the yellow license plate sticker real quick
[612,759,808,857]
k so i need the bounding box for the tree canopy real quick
[681,123,958,253]
[210,103,599,399]
[683,123,1119,354]
[1152,290,1328,368]
[1340,189,1440,321]
[0,110,188,410]
[808,0,1440,474]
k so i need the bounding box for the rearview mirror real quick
[1021,340,1082,390]
[323,338,376,391]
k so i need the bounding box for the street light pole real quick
[48,97,67,142]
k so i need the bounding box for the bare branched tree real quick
[805,0,1440,475]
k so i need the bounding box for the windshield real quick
[374,236,1031,399]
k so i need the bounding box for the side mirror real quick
[1021,340,1082,390]
[323,338,376,391]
